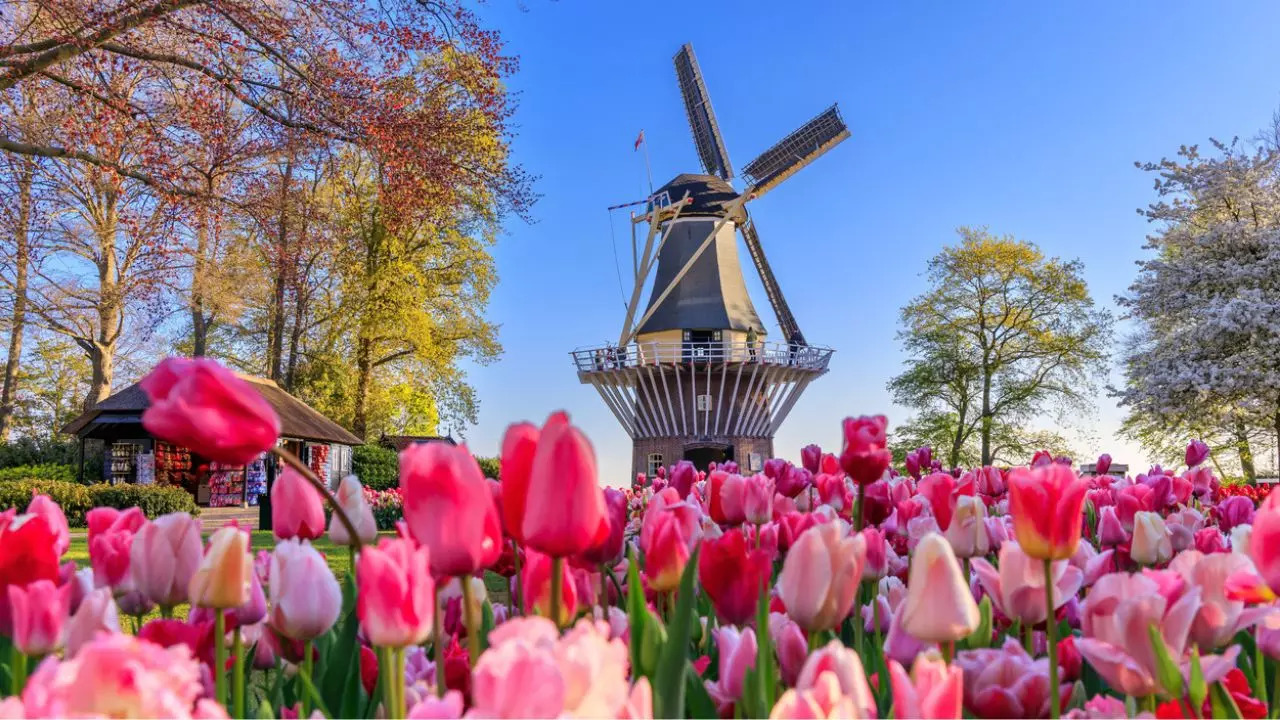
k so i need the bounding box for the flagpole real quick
[638,131,654,195]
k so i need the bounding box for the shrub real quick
[475,456,500,480]
[0,464,75,483]
[87,484,199,519]
[352,445,398,491]
[0,436,80,468]
[0,479,94,526]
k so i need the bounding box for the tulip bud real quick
[943,495,989,558]
[269,539,342,640]
[272,467,326,541]
[1185,440,1210,469]
[130,512,203,608]
[1130,511,1172,566]
[8,579,70,655]
[328,475,378,545]
[901,533,979,643]
[189,526,252,609]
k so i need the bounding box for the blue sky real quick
[456,1,1280,482]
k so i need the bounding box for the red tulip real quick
[778,512,821,552]
[1095,454,1112,476]
[26,494,69,558]
[8,579,70,655]
[708,470,730,524]
[918,472,958,532]
[401,442,502,577]
[357,536,435,648]
[699,529,771,625]
[499,420,539,543]
[523,549,577,625]
[644,509,696,592]
[140,356,281,465]
[820,453,840,475]
[839,415,890,485]
[1008,464,1089,560]
[522,413,607,558]
[270,467,326,541]
[801,444,822,475]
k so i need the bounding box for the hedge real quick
[0,464,75,483]
[475,456,500,480]
[0,478,198,526]
[352,445,398,491]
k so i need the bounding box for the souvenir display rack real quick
[308,443,330,483]
[207,462,247,508]
[154,442,193,485]
[245,457,268,506]
[109,442,144,484]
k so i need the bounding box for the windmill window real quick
[647,453,664,477]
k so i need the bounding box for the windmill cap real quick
[654,173,745,220]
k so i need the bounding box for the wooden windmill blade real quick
[673,44,734,180]
[739,214,806,346]
[741,104,850,198]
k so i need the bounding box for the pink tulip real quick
[1075,571,1238,697]
[975,466,1005,496]
[973,541,1082,627]
[64,587,120,658]
[26,494,69,557]
[579,487,627,566]
[801,444,822,475]
[1008,464,1089,560]
[130,512,203,608]
[1188,466,1217,498]
[705,627,757,711]
[86,506,146,589]
[523,549,578,625]
[1095,454,1112,476]
[188,525,252,609]
[777,522,864,632]
[140,356,281,465]
[1097,505,1128,547]
[401,441,502,576]
[901,532,979,643]
[236,570,267,626]
[669,460,697,499]
[955,638,1064,718]
[919,472,958,532]
[839,415,891,485]
[269,539,342,640]
[499,420,539,543]
[743,474,775,525]
[985,515,1011,551]
[1165,508,1204,553]
[1169,549,1272,649]
[943,495,989,558]
[1195,527,1228,554]
[769,612,808,686]
[643,509,695,593]
[329,475,378,545]
[1215,496,1255,534]
[1186,439,1210,468]
[889,653,964,719]
[860,527,889,580]
[358,536,435,647]
[719,473,748,524]
[271,466,326,541]
[522,413,607,557]
[8,579,70,655]
[797,641,877,717]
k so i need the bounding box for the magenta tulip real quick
[401,441,502,576]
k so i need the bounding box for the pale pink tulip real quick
[1130,511,1172,566]
[777,522,864,632]
[188,526,252,609]
[889,653,964,719]
[63,587,120,658]
[329,475,378,545]
[269,539,342,640]
[795,641,876,719]
[131,512,203,608]
[1169,549,1272,649]
[8,579,70,655]
[704,627,757,711]
[901,532,979,643]
[769,612,808,685]
[943,495,989,558]
[972,541,1082,627]
[955,638,1063,718]
[743,474,775,525]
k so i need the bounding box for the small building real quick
[379,434,457,451]
[62,375,362,507]
[1079,462,1130,477]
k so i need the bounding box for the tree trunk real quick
[285,280,307,391]
[980,373,993,466]
[949,406,967,468]
[83,198,120,410]
[190,195,210,357]
[266,161,292,381]
[0,161,34,440]
[352,336,372,440]
[1235,421,1256,482]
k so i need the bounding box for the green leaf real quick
[1147,622,1183,697]
[653,546,700,719]
[626,547,649,682]
[638,610,667,679]
[1188,646,1208,710]
[480,600,496,654]
[1209,681,1243,720]
[964,596,993,650]
[753,568,776,716]
[685,663,717,719]
[255,699,275,720]
[321,600,362,717]
[296,663,333,719]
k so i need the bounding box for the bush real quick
[0,436,80,468]
[0,479,94,526]
[87,484,199,519]
[475,456,500,480]
[0,464,75,483]
[353,445,398,491]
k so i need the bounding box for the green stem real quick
[232,628,245,718]
[10,647,27,696]
[434,591,446,698]
[1258,638,1269,707]
[1045,557,1060,719]
[214,610,227,708]
[872,588,882,653]
[550,556,564,627]
[1024,622,1034,655]
[808,631,822,652]
[395,647,406,719]
[512,540,523,615]
[301,639,314,717]
[160,605,173,619]
[943,639,954,663]
[853,581,866,655]
[380,646,395,718]
[599,564,609,611]
[853,487,864,532]
[460,575,480,665]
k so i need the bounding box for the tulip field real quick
[1,357,1279,719]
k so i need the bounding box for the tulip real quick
[236,570,267,626]
[358,536,435,647]
[644,509,695,593]
[973,542,1083,627]
[522,413,607,557]
[269,539,342,640]
[401,441,502,576]
[901,532,979,643]
[1031,450,1053,467]
[1186,439,1210,468]
[801,444,822,475]
[704,627,757,711]
[0,508,62,636]
[985,515,1011,552]
[1216,496,1255,534]
[769,612,808,685]
[1007,464,1089,561]
[189,526,252,609]
[130,512,203,608]
[522,549,578,625]
[1097,505,1128,547]
[1165,508,1204,554]
[798,641,877,717]
[975,466,1005,496]
[944,495,989,558]
[670,460,697,499]
[1130,511,1173,566]
[1188,466,1217,498]
[719,473,748,525]
[777,522,864,632]
[954,638,1064,718]
[905,450,922,480]
[140,356,281,465]
[777,511,821,552]
[579,487,627,566]
[271,466,326,541]
[63,587,120,658]
[919,472,958,532]
[328,475,378,545]
[1195,527,1228,554]
[699,529,771,625]
[86,506,146,589]
[8,579,70,656]
[499,420,539,543]
[1095,453,1112,476]
[1233,523,1255,559]
[889,653,964,720]
[1170,550,1272,649]
[861,527,890,580]
[26,494,69,558]
[839,415,890,485]
[743,473,775,525]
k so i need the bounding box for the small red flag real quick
[634,130,645,151]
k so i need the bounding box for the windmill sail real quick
[741,105,849,197]
[740,217,805,346]
[674,44,733,180]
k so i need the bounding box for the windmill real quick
[572,43,848,477]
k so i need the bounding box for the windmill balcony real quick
[571,341,834,374]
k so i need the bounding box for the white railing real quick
[571,340,834,374]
